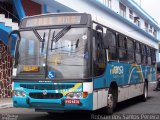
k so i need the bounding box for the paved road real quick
[0,85,160,120]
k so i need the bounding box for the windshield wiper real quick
[32,27,43,42]
[51,31,55,52]
[41,32,46,53]
[50,25,71,51]
[31,27,46,53]
[54,25,71,43]
[75,39,79,48]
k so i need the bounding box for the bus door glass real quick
[93,29,106,77]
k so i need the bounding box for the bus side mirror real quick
[8,30,20,56]
[96,25,103,33]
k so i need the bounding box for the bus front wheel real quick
[105,88,117,115]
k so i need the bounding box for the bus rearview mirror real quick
[8,30,21,56]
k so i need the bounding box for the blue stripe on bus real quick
[93,61,156,89]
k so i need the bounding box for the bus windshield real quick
[16,27,90,79]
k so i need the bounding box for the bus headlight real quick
[21,92,26,97]
[66,92,88,99]
[66,92,82,99]
[13,91,26,97]
[14,91,21,96]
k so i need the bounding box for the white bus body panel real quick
[93,89,108,110]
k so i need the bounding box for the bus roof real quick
[22,12,88,19]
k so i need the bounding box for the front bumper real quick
[13,94,93,110]
[12,82,93,111]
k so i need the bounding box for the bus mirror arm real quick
[8,30,21,56]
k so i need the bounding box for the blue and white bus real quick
[9,13,157,114]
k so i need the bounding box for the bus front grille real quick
[29,93,63,99]
[20,84,74,90]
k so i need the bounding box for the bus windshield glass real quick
[16,27,90,79]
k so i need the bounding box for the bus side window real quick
[144,45,148,64]
[93,30,106,77]
[118,34,128,62]
[135,42,141,64]
[151,48,156,65]
[147,46,151,65]
[141,44,146,65]
[127,38,134,63]
[104,30,118,60]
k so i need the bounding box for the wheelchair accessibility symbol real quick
[48,71,55,78]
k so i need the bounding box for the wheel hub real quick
[107,94,113,109]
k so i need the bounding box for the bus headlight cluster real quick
[66,92,82,99]
[13,91,26,97]
[66,92,88,99]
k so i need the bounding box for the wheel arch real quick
[109,81,118,92]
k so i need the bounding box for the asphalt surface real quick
[0,85,160,120]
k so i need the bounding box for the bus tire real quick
[141,82,148,102]
[105,88,116,115]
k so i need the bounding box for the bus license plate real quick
[65,99,80,104]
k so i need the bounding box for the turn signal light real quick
[83,92,88,98]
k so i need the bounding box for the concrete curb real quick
[0,103,13,109]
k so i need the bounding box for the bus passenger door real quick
[92,27,107,110]
[92,30,106,77]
